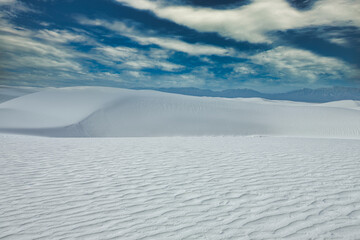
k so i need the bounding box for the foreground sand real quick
[1,135,360,239]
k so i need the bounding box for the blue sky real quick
[0,0,359,92]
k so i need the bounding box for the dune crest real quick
[0,87,359,138]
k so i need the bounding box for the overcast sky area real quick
[0,0,359,92]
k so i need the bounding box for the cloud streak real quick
[0,14,184,86]
[250,46,359,83]
[96,46,184,71]
[78,17,234,56]
[115,0,360,43]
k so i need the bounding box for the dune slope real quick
[0,86,359,138]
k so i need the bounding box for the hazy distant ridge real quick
[148,87,360,103]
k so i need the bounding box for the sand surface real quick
[1,135,360,239]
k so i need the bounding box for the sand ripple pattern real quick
[1,135,360,239]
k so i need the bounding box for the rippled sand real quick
[1,135,360,239]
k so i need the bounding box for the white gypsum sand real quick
[1,86,360,239]
[0,86,359,138]
[1,135,360,239]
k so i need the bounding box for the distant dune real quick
[0,85,40,104]
[149,86,360,103]
[0,86,359,138]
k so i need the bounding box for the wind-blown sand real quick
[0,86,359,138]
[1,135,360,239]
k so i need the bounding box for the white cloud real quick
[0,11,184,86]
[1,34,72,58]
[0,18,89,78]
[134,36,233,56]
[123,70,147,78]
[6,56,82,71]
[320,30,354,46]
[250,46,359,82]
[0,34,82,71]
[115,0,360,43]
[78,17,234,56]
[328,37,349,46]
[0,0,34,17]
[96,46,184,71]
[0,0,16,5]
[36,29,89,44]
[99,46,138,58]
[229,63,256,75]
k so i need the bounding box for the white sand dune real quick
[1,86,360,239]
[0,86,359,138]
[1,135,360,239]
